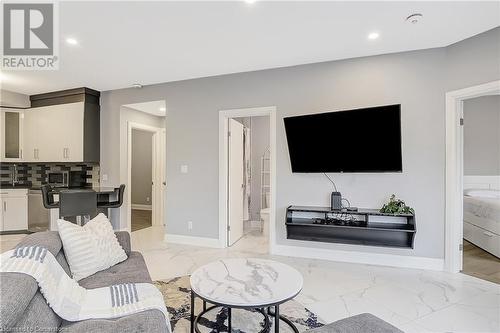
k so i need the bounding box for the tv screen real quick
[284,104,402,173]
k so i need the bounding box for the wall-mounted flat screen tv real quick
[284,104,402,173]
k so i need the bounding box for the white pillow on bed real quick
[57,213,128,281]
[464,188,500,199]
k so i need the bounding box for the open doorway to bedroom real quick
[461,94,500,284]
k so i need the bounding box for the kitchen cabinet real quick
[24,102,84,162]
[0,108,24,162]
[3,87,100,163]
[0,189,28,232]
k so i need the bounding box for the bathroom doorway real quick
[219,107,276,251]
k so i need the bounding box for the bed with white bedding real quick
[463,188,500,258]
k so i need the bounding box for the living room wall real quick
[100,27,500,261]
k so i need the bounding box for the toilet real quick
[260,207,270,236]
[260,192,271,236]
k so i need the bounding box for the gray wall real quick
[463,95,500,176]
[100,27,500,260]
[131,129,153,205]
[0,90,30,108]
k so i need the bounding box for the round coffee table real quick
[190,258,303,333]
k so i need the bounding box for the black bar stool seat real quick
[41,184,59,209]
[97,184,125,209]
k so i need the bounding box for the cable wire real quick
[323,173,338,192]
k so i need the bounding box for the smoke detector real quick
[406,13,423,24]
[131,83,143,89]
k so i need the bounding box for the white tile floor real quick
[2,227,499,332]
[132,226,500,333]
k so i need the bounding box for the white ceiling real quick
[1,1,499,95]
[123,100,167,117]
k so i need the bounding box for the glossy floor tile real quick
[0,233,27,252]
[131,226,500,332]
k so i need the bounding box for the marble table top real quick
[190,258,303,307]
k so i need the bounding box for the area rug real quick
[154,276,324,333]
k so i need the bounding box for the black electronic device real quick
[284,105,402,173]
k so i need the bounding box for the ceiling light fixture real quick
[245,0,257,4]
[406,13,423,24]
[131,83,143,89]
[66,37,78,45]
[159,107,166,112]
[368,32,380,40]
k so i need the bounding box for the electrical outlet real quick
[181,165,188,174]
[146,197,150,203]
[187,221,193,230]
[101,174,108,181]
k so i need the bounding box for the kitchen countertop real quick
[0,184,117,194]
[0,184,32,189]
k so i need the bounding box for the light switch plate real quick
[102,174,108,181]
[181,165,188,174]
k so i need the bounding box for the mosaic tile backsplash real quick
[0,163,100,187]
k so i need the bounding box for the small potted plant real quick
[380,194,414,215]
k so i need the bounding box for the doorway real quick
[445,80,500,273]
[131,129,154,231]
[122,100,166,234]
[461,95,500,283]
[126,121,165,233]
[219,107,276,250]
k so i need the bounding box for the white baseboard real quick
[131,204,152,211]
[272,244,444,271]
[164,233,222,248]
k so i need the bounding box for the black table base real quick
[190,291,299,333]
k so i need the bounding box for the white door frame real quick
[127,121,166,233]
[219,106,277,251]
[444,80,500,273]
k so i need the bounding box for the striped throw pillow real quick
[57,213,128,281]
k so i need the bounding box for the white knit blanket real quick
[1,246,171,331]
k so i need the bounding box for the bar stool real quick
[97,184,125,209]
[59,189,97,226]
[41,184,59,209]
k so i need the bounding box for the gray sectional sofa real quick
[0,231,168,333]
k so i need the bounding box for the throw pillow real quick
[57,213,127,281]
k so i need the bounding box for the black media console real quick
[286,206,416,248]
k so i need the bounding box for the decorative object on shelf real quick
[380,194,415,215]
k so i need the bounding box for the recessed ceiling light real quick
[131,83,143,89]
[406,13,423,24]
[368,32,380,40]
[159,107,166,112]
[66,38,78,45]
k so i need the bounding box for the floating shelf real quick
[285,206,416,248]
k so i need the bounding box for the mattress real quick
[463,195,500,235]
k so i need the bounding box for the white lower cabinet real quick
[0,189,28,232]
